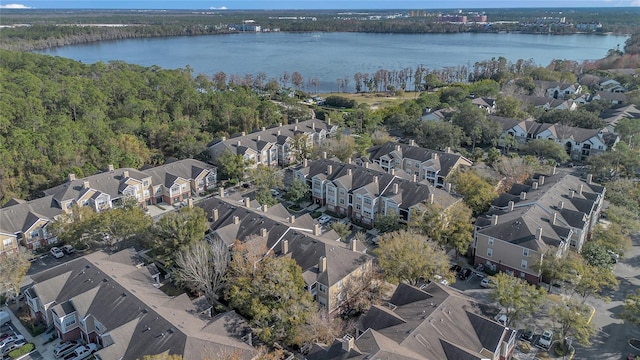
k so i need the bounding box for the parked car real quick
[241,183,253,189]
[62,245,75,255]
[608,250,619,263]
[496,314,507,326]
[0,335,24,349]
[1,338,26,356]
[63,343,97,360]
[433,274,448,286]
[539,330,553,348]
[480,277,491,288]
[50,247,64,259]
[449,265,462,274]
[54,340,83,359]
[459,268,472,280]
[318,215,332,224]
[270,189,280,197]
[520,327,535,342]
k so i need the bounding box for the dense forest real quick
[1,8,639,51]
[0,50,299,203]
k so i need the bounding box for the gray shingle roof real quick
[367,142,471,178]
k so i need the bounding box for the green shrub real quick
[310,211,322,219]
[325,95,356,109]
[9,343,34,359]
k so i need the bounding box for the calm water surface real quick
[36,32,628,92]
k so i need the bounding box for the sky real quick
[1,0,639,10]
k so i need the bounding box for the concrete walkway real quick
[1,305,57,359]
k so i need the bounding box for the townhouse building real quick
[533,80,582,99]
[307,282,517,360]
[473,171,605,284]
[599,104,640,132]
[364,142,473,188]
[491,116,619,162]
[294,158,460,227]
[197,194,373,312]
[0,159,216,251]
[207,119,337,168]
[24,249,255,360]
[519,95,577,111]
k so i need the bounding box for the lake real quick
[36,32,628,92]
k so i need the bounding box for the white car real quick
[54,340,82,358]
[270,189,280,197]
[318,215,332,224]
[496,314,507,325]
[480,277,491,288]
[62,244,75,255]
[539,330,553,348]
[50,247,64,259]
[63,343,97,360]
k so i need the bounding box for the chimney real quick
[187,198,194,208]
[578,184,583,195]
[520,191,527,200]
[244,197,251,208]
[373,176,378,184]
[107,164,114,172]
[312,123,315,130]
[290,215,295,224]
[221,136,227,141]
[327,165,333,175]
[342,335,354,353]
[261,126,266,131]
[570,190,575,198]
[390,168,395,176]
[539,175,545,185]
[536,227,543,241]
[241,131,246,136]
[552,166,557,175]
[431,152,438,160]
[446,183,452,193]
[586,174,593,184]
[236,140,241,146]
[294,125,298,131]
[532,181,539,190]
[123,170,129,179]
[393,183,399,194]
[277,130,281,136]
[281,239,288,254]
[322,151,327,159]
[261,204,268,213]
[492,214,499,226]
[445,146,452,153]
[233,216,240,224]
[257,135,261,141]
[295,119,299,124]
[212,209,219,221]
[319,256,327,273]
[314,223,321,236]
[551,212,557,225]
[347,158,352,164]
[303,158,308,167]
[327,118,331,125]
[83,180,90,190]
[347,168,352,176]
[395,144,401,152]
[364,162,369,169]
[558,201,564,210]
[409,139,415,146]
[219,188,225,197]
[508,201,514,211]
[413,174,418,182]
[279,122,283,127]
[429,193,435,204]
[350,239,357,251]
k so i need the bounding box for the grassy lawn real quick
[316,91,413,109]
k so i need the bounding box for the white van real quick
[0,310,11,326]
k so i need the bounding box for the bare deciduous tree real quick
[174,238,229,305]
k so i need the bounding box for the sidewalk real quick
[1,305,55,357]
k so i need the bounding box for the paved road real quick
[574,233,640,360]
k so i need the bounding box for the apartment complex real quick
[197,195,373,312]
[308,282,517,360]
[0,159,216,251]
[364,142,473,188]
[473,171,605,284]
[24,249,256,360]
[293,158,460,227]
[491,116,619,162]
[207,119,337,167]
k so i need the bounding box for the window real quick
[318,284,327,293]
[523,248,529,257]
[337,280,343,289]
[406,161,412,167]
[339,199,345,205]
[30,230,40,239]
[143,180,149,187]
[364,198,372,206]
[3,238,13,247]
[415,163,420,168]
[356,204,362,211]
[487,248,493,257]
[521,260,528,269]
[340,189,345,195]
[488,238,494,246]
[64,316,76,327]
